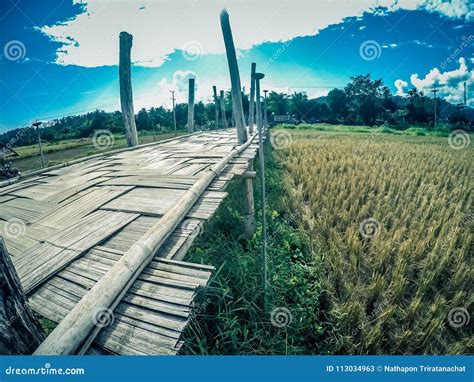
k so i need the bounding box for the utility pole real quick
[187,78,195,133]
[249,63,256,134]
[431,87,438,129]
[170,90,177,134]
[32,121,45,168]
[254,72,268,310]
[212,86,220,129]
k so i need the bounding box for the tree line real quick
[1,74,472,147]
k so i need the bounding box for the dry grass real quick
[275,129,473,354]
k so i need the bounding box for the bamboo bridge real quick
[0,129,259,355]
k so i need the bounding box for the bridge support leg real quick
[187,78,195,133]
[213,86,220,129]
[249,63,256,135]
[243,161,255,239]
[220,91,228,128]
[119,32,139,147]
[0,239,44,354]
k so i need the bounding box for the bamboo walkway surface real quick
[0,129,258,355]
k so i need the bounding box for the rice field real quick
[274,128,473,354]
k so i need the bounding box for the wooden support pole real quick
[220,90,228,128]
[0,239,44,354]
[242,160,255,239]
[255,72,268,308]
[34,134,256,355]
[119,32,139,147]
[213,86,220,129]
[220,9,254,239]
[170,90,177,133]
[33,122,45,168]
[220,9,247,144]
[187,78,195,133]
[263,89,270,148]
[249,63,256,135]
[242,170,256,179]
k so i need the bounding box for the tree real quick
[344,74,390,125]
[136,108,149,131]
[267,92,289,115]
[327,89,348,121]
[290,92,309,121]
[406,88,434,125]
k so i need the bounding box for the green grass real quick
[182,149,327,355]
[274,123,453,137]
[11,131,186,172]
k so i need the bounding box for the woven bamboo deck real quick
[0,129,258,355]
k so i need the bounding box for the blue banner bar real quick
[1,356,472,381]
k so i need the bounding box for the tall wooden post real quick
[33,121,45,168]
[263,89,269,145]
[249,63,256,134]
[220,9,247,144]
[119,32,139,147]
[213,86,220,129]
[187,78,195,133]
[0,239,44,354]
[170,90,177,133]
[220,90,228,128]
[255,72,268,308]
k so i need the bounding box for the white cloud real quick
[421,0,474,21]
[41,0,471,68]
[397,57,472,104]
[394,79,408,95]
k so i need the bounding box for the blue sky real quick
[0,0,473,131]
